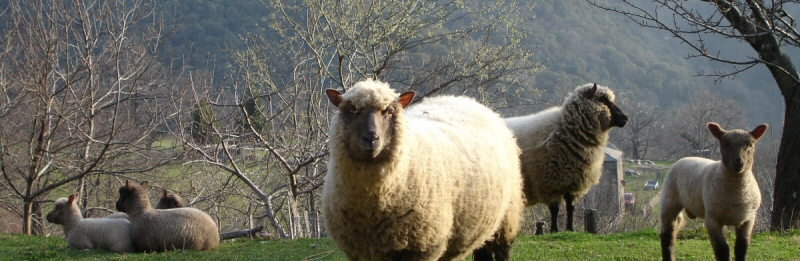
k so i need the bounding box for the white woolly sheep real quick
[323,79,524,261]
[116,181,219,252]
[106,188,185,219]
[660,122,768,261]
[46,194,134,253]
[505,83,628,232]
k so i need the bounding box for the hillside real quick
[153,0,786,127]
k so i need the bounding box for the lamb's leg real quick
[548,202,560,233]
[565,194,575,231]
[660,207,684,261]
[705,219,731,261]
[734,220,754,261]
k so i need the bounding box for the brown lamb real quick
[116,181,219,252]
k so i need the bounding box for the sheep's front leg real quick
[734,220,754,261]
[473,244,494,261]
[705,219,731,261]
[548,202,560,233]
[564,194,575,231]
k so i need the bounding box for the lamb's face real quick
[155,190,185,209]
[116,181,150,213]
[46,195,77,224]
[709,123,768,174]
[326,88,414,161]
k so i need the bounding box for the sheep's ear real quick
[68,194,76,205]
[326,89,343,107]
[162,189,168,197]
[125,180,130,189]
[707,122,726,139]
[140,181,149,189]
[584,83,598,99]
[399,91,415,108]
[750,124,768,140]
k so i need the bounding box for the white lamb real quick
[46,194,134,253]
[505,83,628,232]
[660,122,768,261]
[323,79,524,261]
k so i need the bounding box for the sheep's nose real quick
[733,158,745,171]
[362,133,379,143]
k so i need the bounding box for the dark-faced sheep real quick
[106,188,185,219]
[660,122,768,261]
[323,79,524,261]
[116,181,219,252]
[505,83,628,232]
[46,194,134,253]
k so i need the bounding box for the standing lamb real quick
[505,83,628,232]
[116,181,219,252]
[323,79,524,261]
[660,122,768,261]
[106,188,185,219]
[46,194,134,253]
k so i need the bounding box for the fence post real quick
[535,221,545,235]
[586,209,598,234]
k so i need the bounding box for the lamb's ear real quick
[707,122,726,139]
[399,91,415,108]
[750,124,768,140]
[162,189,168,197]
[326,89,343,107]
[125,180,130,189]
[140,181,149,189]
[584,83,598,99]
[68,194,76,205]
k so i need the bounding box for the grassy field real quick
[2,229,798,261]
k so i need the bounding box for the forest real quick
[0,0,796,244]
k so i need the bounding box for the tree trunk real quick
[22,199,33,236]
[757,38,800,231]
[704,0,800,231]
[772,96,800,230]
[219,226,265,240]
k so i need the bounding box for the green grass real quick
[3,230,798,261]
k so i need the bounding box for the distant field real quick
[2,229,798,260]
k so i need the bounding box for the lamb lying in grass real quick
[106,188,185,219]
[46,194,134,253]
[660,122,768,261]
[116,181,219,252]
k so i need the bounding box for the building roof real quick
[604,146,624,162]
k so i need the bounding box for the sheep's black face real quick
[581,83,627,129]
[607,100,628,128]
[343,103,396,159]
[326,89,415,161]
[709,123,767,174]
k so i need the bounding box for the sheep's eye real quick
[385,108,395,115]
[347,107,358,114]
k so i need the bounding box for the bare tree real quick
[0,0,179,235]
[589,0,800,230]
[169,0,540,239]
[668,89,745,159]
[611,93,662,160]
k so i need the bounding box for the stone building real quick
[580,146,624,222]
